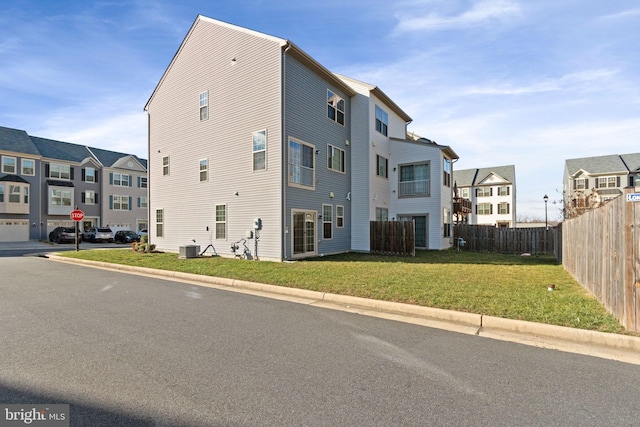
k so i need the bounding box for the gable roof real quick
[336,74,412,123]
[144,15,355,112]
[88,146,146,170]
[620,153,640,173]
[30,136,93,163]
[0,126,40,156]
[565,154,631,176]
[454,165,516,187]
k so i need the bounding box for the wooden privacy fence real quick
[370,221,415,256]
[454,224,559,256]
[563,188,639,332]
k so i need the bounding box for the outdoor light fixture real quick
[543,194,549,230]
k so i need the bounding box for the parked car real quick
[82,227,114,243]
[138,229,148,240]
[114,230,140,244]
[49,227,80,244]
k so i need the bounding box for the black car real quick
[114,230,140,243]
[49,227,80,243]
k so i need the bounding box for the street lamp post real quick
[543,194,549,230]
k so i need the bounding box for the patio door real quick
[399,215,428,249]
[292,210,316,257]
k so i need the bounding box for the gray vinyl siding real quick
[146,18,284,259]
[283,55,351,259]
[349,92,372,251]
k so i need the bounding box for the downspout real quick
[282,43,291,261]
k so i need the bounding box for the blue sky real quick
[1,0,638,220]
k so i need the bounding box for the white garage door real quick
[0,220,29,242]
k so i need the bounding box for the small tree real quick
[563,188,602,219]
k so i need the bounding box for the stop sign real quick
[70,209,85,221]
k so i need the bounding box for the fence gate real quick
[370,221,415,256]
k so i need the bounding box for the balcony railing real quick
[399,179,430,197]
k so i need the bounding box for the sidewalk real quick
[45,252,640,366]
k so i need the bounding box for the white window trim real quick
[162,156,170,176]
[156,209,164,238]
[199,159,208,182]
[200,91,209,121]
[50,163,71,180]
[253,129,267,171]
[322,204,333,240]
[327,90,345,126]
[336,205,344,228]
[1,156,17,174]
[85,167,96,183]
[215,204,227,240]
[85,190,96,205]
[21,158,35,176]
[327,144,346,174]
[288,138,315,190]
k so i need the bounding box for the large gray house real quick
[144,15,459,260]
[0,125,148,242]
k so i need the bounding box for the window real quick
[322,204,332,239]
[336,205,344,228]
[443,208,451,238]
[443,158,451,187]
[112,173,130,187]
[288,139,314,188]
[375,207,388,221]
[21,159,35,176]
[0,184,3,202]
[376,155,388,178]
[156,209,164,237]
[111,195,131,210]
[327,145,345,173]
[497,186,509,196]
[51,189,72,206]
[138,177,148,188]
[477,187,492,197]
[2,156,16,174]
[84,167,95,183]
[327,90,345,125]
[575,178,586,190]
[375,105,388,136]
[83,191,96,205]
[399,163,430,197]
[9,185,20,203]
[138,196,148,208]
[498,202,510,214]
[199,91,209,121]
[253,130,267,171]
[199,159,208,182]
[162,156,170,176]
[597,176,617,188]
[477,203,492,215]
[49,164,70,180]
[215,205,226,239]
[460,188,470,198]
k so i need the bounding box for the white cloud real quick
[395,0,521,32]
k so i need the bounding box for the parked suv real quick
[114,230,140,243]
[82,227,114,243]
[49,227,79,244]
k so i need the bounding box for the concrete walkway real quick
[39,251,640,366]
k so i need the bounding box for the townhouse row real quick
[0,126,148,242]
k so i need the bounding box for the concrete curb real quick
[46,254,640,363]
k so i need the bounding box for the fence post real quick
[623,188,637,330]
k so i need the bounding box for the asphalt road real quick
[1,255,640,426]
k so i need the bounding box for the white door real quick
[0,220,29,242]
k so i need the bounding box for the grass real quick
[59,249,629,334]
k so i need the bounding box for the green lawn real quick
[59,249,628,334]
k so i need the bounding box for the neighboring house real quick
[0,125,147,242]
[336,75,459,251]
[144,15,458,260]
[563,153,640,215]
[453,165,517,227]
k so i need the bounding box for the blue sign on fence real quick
[627,193,640,202]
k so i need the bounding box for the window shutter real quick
[70,167,74,180]
[129,175,132,187]
[129,196,132,210]
[616,176,620,187]
[95,172,99,183]
[95,193,99,202]
[45,164,50,178]
[137,176,141,188]
[595,179,599,189]
[109,195,113,210]
[490,204,493,214]
[475,205,477,214]
[490,188,493,196]
[507,187,510,196]
[137,197,141,208]
[81,168,86,181]
[109,173,113,185]
[81,192,85,203]
[585,179,589,189]
[507,204,510,214]
[573,180,576,190]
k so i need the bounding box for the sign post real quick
[70,208,85,251]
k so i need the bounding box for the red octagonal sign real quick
[70,209,85,222]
